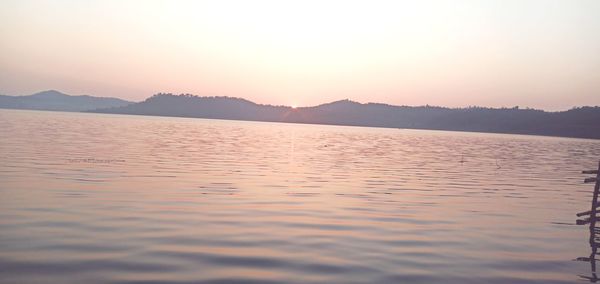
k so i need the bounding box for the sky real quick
[0,0,599,110]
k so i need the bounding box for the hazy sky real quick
[1,0,599,109]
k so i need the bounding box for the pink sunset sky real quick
[0,0,599,110]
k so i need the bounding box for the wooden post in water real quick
[576,162,600,223]
[576,161,600,282]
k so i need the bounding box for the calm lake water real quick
[1,109,600,284]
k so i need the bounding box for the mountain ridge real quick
[90,93,600,139]
[0,90,134,112]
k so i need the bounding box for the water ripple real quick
[1,110,599,283]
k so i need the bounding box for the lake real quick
[1,109,599,284]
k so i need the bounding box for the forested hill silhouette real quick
[91,93,600,139]
[0,90,133,111]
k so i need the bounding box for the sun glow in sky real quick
[1,0,599,109]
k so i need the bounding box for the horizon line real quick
[5,89,600,113]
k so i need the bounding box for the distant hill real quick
[0,90,133,112]
[91,93,600,139]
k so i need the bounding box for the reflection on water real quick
[1,109,600,284]
[576,164,600,282]
[577,220,600,282]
